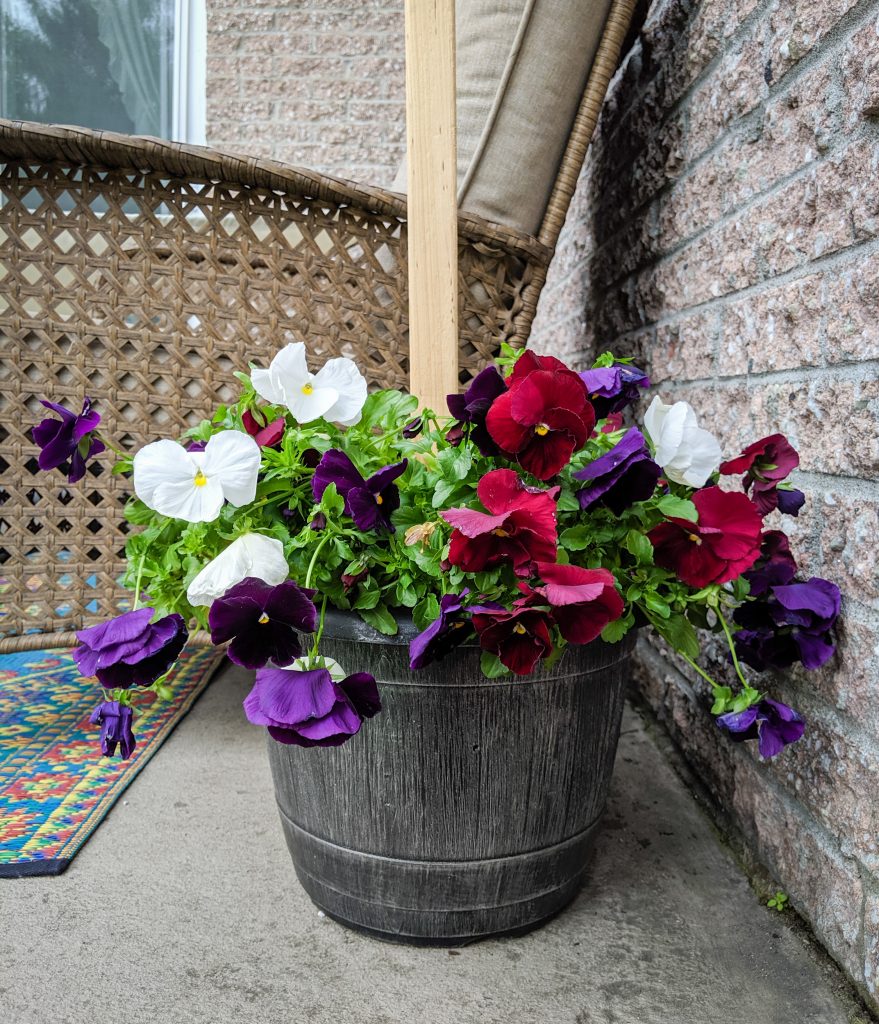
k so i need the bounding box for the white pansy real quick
[186,533,289,607]
[643,396,723,488]
[133,431,261,524]
[251,342,367,426]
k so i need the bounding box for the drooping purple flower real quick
[446,365,507,456]
[74,608,188,689]
[209,577,317,669]
[743,530,797,596]
[32,397,105,483]
[402,417,423,439]
[409,591,472,670]
[776,487,805,516]
[243,665,381,747]
[734,576,841,671]
[573,427,661,515]
[312,449,407,531]
[90,700,137,759]
[716,698,805,759]
[579,363,650,418]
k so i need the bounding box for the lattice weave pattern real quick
[0,151,538,643]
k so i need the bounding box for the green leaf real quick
[358,604,398,636]
[625,529,654,564]
[352,588,381,610]
[318,482,345,517]
[643,592,671,619]
[413,593,440,632]
[556,488,581,513]
[480,652,510,679]
[560,525,592,551]
[437,445,472,482]
[710,686,733,714]
[601,613,634,644]
[654,612,700,661]
[657,495,698,522]
[432,477,465,509]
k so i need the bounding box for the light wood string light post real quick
[405,0,459,412]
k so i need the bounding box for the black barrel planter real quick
[266,610,636,945]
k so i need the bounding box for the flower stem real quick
[716,606,751,689]
[132,551,147,610]
[309,595,328,658]
[304,533,332,589]
[678,651,726,694]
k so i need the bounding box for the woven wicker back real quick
[0,0,636,649]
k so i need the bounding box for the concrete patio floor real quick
[0,664,870,1024]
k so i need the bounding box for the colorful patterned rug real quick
[0,645,224,877]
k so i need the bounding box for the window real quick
[0,0,205,143]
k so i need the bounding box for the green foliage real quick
[766,891,789,912]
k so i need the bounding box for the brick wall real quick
[206,0,406,185]
[534,0,879,1009]
[204,1,878,1006]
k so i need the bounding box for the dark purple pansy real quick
[744,530,797,596]
[776,487,805,516]
[90,700,137,759]
[32,397,105,483]
[74,607,188,689]
[409,590,472,670]
[208,577,317,669]
[243,665,381,747]
[402,417,423,439]
[446,365,507,456]
[573,427,661,515]
[579,363,650,418]
[312,449,407,531]
[716,698,805,759]
[734,576,840,671]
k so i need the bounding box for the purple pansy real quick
[74,608,188,689]
[743,530,797,596]
[409,591,472,670]
[90,700,137,759]
[243,665,381,747]
[776,487,806,516]
[573,427,661,515]
[717,698,805,759]
[447,365,507,456]
[32,397,105,483]
[312,449,407,531]
[579,363,650,419]
[208,577,318,669]
[734,576,841,671]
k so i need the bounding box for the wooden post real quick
[405,0,459,412]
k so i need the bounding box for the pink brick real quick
[818,492,879,605]
[842,15,879,129]
[649,311,718,383]
[767,0,863,78]
[719,274,824,375]
[825,252,879,362]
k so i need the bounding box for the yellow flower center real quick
[492,528,509,537]
[301,382,314,395]
[193,469,208,487]
[688,533,702,545]
[513,623,527,634]
[258,612,270,624]
[375,495,383,505]
[534,423,550,437]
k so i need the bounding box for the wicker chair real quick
[0,0,636,653]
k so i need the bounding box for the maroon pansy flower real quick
[441,469,558,574]
[486,354,595,480]
[648,486,763,588]
[409,590,472,670]
[244,665,381,747]
[573,428,661,515]
[209,577,318,669]
[312,449,407,532]
[90,700,136,759]
[471,599,554,675]
[74,607,188,689]
[32,397,105,483]
[717,699,805,759]
[720,434,803,516]
[521,563,624,645]
[446,365,507,456]
[242,408,286,448]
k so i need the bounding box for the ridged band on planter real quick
[267,611,636,945]
[0,0,637,649]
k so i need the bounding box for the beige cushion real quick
[393,0,613,238]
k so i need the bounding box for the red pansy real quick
[471,600,554,675]
[719,434,800,515]
[441,469,558,574]
[648,486,763,588]
[521,563,624,644]
[243,408,286,448]
[486,355,595,480]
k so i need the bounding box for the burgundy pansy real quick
[471,599,554,675]
[720,434,804,516]
[441,469,558,574]
[446,365,507,456]
[648,486,763,588]
[242,408,286,448]
[521,563,624,645]
[485,352,595,480]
